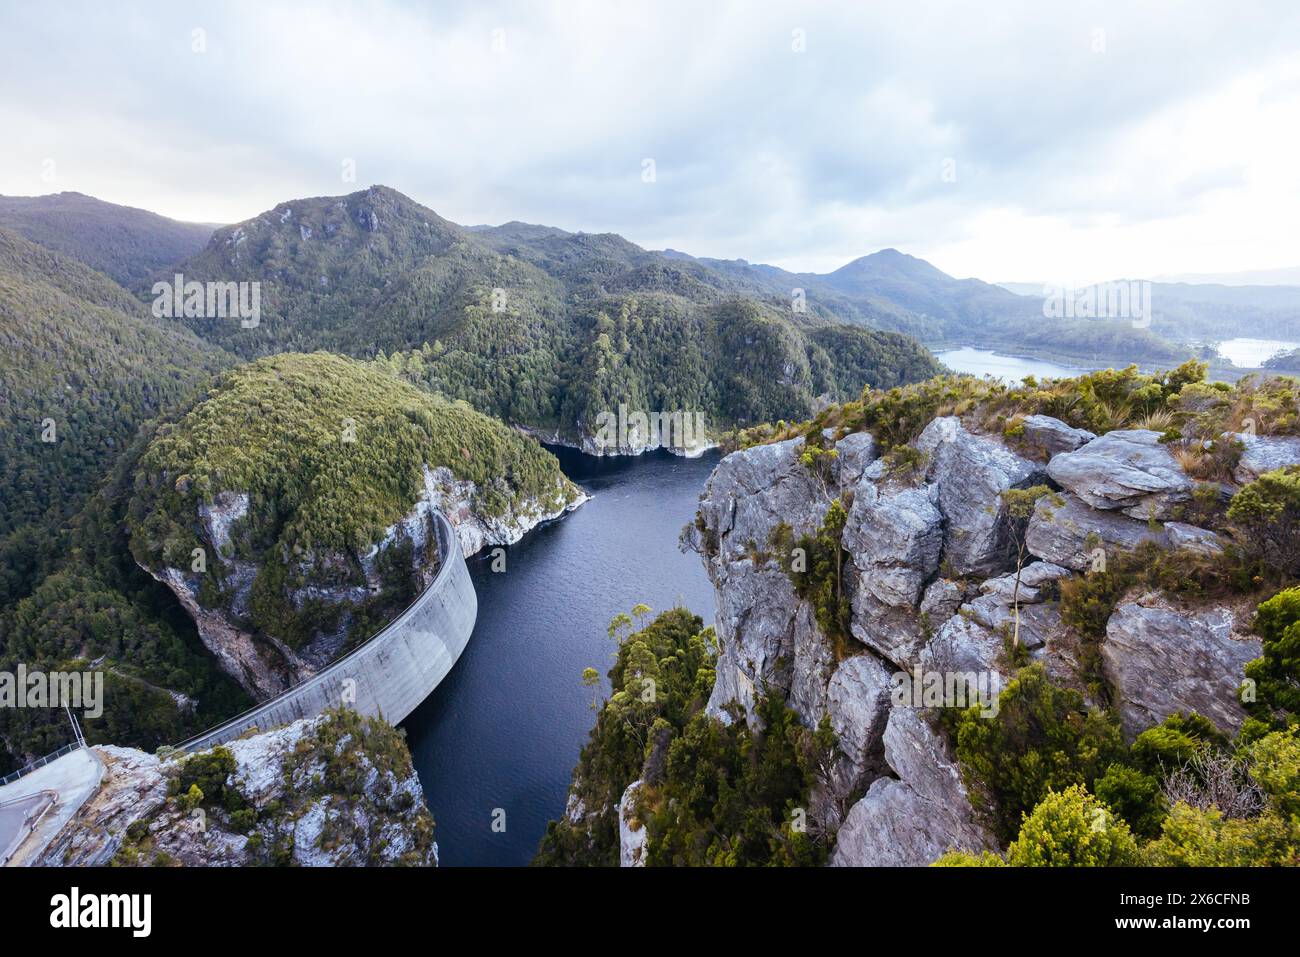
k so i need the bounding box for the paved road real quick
[0,748,102,866]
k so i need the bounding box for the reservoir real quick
[402,447,721,866]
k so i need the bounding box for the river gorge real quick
[402,447,721,866]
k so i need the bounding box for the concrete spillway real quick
[176,510,477,752]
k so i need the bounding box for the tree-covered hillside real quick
[0,192,214,287]
[0,227,232,602]
[158,186,944,444]
[0,227,246,770]
[127,352,579,667]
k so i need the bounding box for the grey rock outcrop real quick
[920,578,970,625]
[682,413,1269,868]
[916,417,1046,576]
[842,482,942,608]
[826,654,894,800]
[1102,597,1262,738]
[1018,414,1096,458]
[1047,429,1194,519]
[830,708,995,866]
[834,431,879,487]
[35,713,438,867]
[690,438,833,724]
[922,614,1007,678]
[1230,431,1300,484]
[618,780,647,867]
[1024,492,1168,571]
[922,561,1073,676]
[690,437,827,566]
[849,584,930,668]
[1164,522,1224,557]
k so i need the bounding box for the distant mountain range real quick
[8,187,1296,373]
[0,192,214,287]
[1153,267,1300,286]
[998,280,1300,346]
[664,245,1187,363]
[144,185,941,444]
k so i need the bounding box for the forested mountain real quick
[126,352,581,697]
[0,227,232,595]
[0,229,246,772]
[0,192,215,287]
[158,186,944,446]
[676,247,1189,362]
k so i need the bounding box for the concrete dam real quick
[0,510,475,863]
[176,509,478,752]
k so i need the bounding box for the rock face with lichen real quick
[35,710,437,867]
[1102,596,1261,738]
[686,412,1264,866]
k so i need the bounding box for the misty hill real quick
[158,186,942,443]
[674,247,1186,363]
[0,192,215,287]
[999,279,1300,349]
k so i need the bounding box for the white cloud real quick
[1,0,1297,280]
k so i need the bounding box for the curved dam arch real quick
[176,511,477,753]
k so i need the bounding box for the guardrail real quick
[0,742,83,787]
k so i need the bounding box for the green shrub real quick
[1130,712,1225,776]
[954,664,1124,842]
[1227,467,1300,579]
[932,850,1005,867]
[170,746,239,810]
[1094,763,1166,839]
[1140,803,1298,866]
[536,608,833,867]
[1005,785,1138,866]
[1244,586,1300,728]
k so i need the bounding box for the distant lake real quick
[1216,337,1299,368]
[935,347,1089,382]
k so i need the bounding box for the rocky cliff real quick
[682,412,1297,866]
[35,709,437,867]
[128,352,584,700]
[145,463,582,700]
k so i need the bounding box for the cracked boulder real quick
[916,417,1046,577]
[826,654,894,800]
[1046,429,1195,519]
[1024,491,1169,571]
[830,707,995,866]
[1102,596,1262,738]
[1229,431,1300,485]
[1018,414,1097,458]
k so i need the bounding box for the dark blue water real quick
[401,447,720,866]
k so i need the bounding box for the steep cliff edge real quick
[684,366,1298,865]
[128,352,583,699]
[35,709,437,867]
[545,364,1300,867]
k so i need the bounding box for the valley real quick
[1,185,1298,872]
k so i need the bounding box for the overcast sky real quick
[2,1,1298,283]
